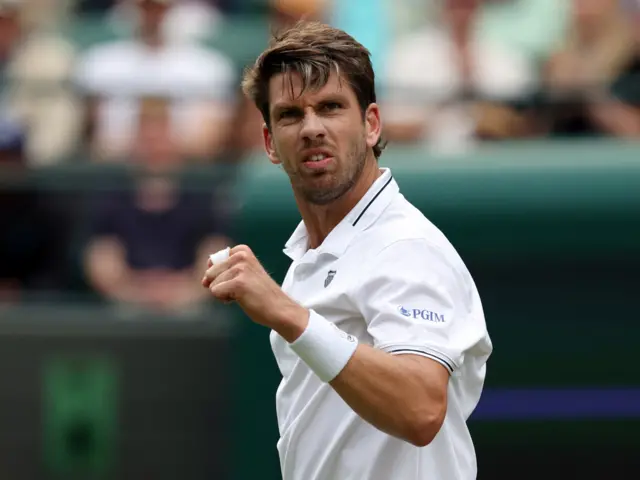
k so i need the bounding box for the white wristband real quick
[289,310,358,382]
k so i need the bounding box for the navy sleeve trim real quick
[388,348,455,373]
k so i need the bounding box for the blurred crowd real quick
[0,0,639,312]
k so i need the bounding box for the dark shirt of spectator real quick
[82,97,232,315]
[88,185,228,272]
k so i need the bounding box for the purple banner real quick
[471,388,640,420]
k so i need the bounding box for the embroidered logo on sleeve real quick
[398,305,446,323]
[330,323,357,343]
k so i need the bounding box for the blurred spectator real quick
[75,0,237,16]
[329,0,389,75]
[0,0,82,165]
[107,0,224,44]
[75,0,237,162]
[21,0,75,27]
[478,0,569,65]
[74,0,118,14]
[83,97,230,316]
[270,0,325,25]
[545,0,640,137]
[601,0,640,137]
[225,0,327,154]
[0,118,70,302]
[382,0,540,152]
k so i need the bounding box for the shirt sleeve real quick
[351,238,489,374]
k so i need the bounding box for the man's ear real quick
[364,103,382,150]
[263,124,281,165]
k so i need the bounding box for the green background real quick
[3,141,639,478]
[228,141,640,479]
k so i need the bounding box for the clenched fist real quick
[202,245,309,341]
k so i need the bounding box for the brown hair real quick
[242,21,386,159]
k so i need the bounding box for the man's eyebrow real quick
[271,103,302,118]
[318,93,349,104]
[272,102,299,112]
[273,93,350,110]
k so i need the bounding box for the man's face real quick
[133,111,181,171]
[138,0,169,35]
[443,0,481,25]
[264,71,379,205]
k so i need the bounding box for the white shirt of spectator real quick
[270,168,493,480]
[107,0,225,44]
[75,39,236,156]
[384,27,538,151]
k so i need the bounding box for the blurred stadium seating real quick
[0,0,638,478]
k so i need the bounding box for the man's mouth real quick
[303,153,333,169]
[307,153,330,162]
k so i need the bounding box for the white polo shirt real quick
[75,40,236,157]
[269,168,493,480]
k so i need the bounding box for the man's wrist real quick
[272,302,310,343]
[288,310,359,383]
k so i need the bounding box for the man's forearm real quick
[85,240,135,302]
[329,345,448,447]
[92,270,139,303]
[272,308,449,447]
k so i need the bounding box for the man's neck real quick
[296,159,381,250]
[140,31,164,50]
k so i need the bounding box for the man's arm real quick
[276,309,448,447]
[588,99,640,137]
[203,245,450,447]
[84,237,141,304]
[331,346,448,447]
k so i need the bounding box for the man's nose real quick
[300,111,326,141]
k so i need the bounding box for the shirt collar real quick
[284,168,399,261]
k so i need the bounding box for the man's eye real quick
[280,110,300,119]
[323,102,342,111]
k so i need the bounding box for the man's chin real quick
[302,182,351,206]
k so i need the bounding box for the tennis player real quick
[202,21,493,480]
